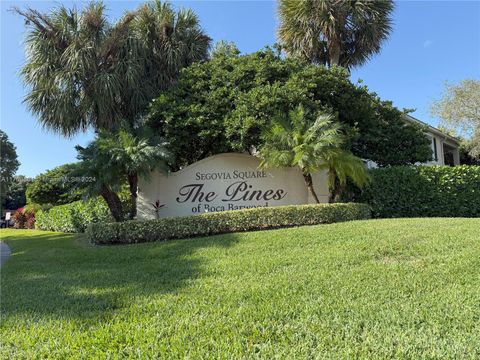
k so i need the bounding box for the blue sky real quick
[1,0,479,177]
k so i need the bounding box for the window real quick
[443,143,457,166]
[432,137,438,161]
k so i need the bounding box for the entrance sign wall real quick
[137,153,329,219]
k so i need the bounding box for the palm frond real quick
[15,1,210,137]
[277,0,394,68]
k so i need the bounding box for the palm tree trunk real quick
[333,180,345,203]
[303,173,320,204]
[127,173,138,220]
[100,185,123,222]
[328,36,341,66]
[328,168,337,203]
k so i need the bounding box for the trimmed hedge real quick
[35,198,112,233]
[352,165,480,218]
[87,203,371,245]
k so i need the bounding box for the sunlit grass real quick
[1,218,479,358]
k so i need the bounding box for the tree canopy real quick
[2,175,31,210]
[277,0,394,68]
[25,163,82,206]
[147,49,431,169]
[15,0,210,137]
[430,79,480,157]
[0,130,20,210]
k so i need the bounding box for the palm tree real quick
[74,143,125,222]
[96,127,172,219]
[210,40,240,58]
[134,0,211,90]
[277,0,394,69]
[15,1,210,136]
[320,149,369,203]
[259,106,368,203]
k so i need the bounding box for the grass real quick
[1,218,479,359]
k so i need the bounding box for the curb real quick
[0,242,11,267]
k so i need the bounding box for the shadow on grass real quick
[0,231,239,321]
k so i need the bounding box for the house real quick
[405,115,461,166]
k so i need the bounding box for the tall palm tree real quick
[277,0,394,69]
[96,127,172,219]
[259,106,368,203]
[134,0,211,91]
[15,1,210,137]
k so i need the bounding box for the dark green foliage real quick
[361,107,432,167]
[460,140,480,165]
[35,198,113,233]
[0,130,19,182]
[352,165,480,218]
[25,164,82,206]
[0,130,20,210]
[148,49,431,169]
[86,203,371,244]
[3,175,31,210]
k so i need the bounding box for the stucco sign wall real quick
[137,153,328,219]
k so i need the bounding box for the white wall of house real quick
[405,115,460,166]
[425,132,460,166]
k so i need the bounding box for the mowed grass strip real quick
[1,218,479,359]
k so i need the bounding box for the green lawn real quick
[1,218,479,359]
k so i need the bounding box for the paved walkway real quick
[0,242,11,267]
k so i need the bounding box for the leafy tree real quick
[259,106,368,203]
[25,164,82,206]
[361,107,432,167]
[95,128,172,219]
[277,0,394,68]
[430,79,480,157]
[15,1,210,137]
[148,49,431,168]
[0,130,20,210]
[74,143,125,222]
[3,176,31,210]
[459,140,480,165]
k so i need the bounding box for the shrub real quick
[86,203,371,245]
[35,198,112,233]
[12,209,35,229]
[25,214,36,229]
[12,210,27,229]
[351,165,480,218]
